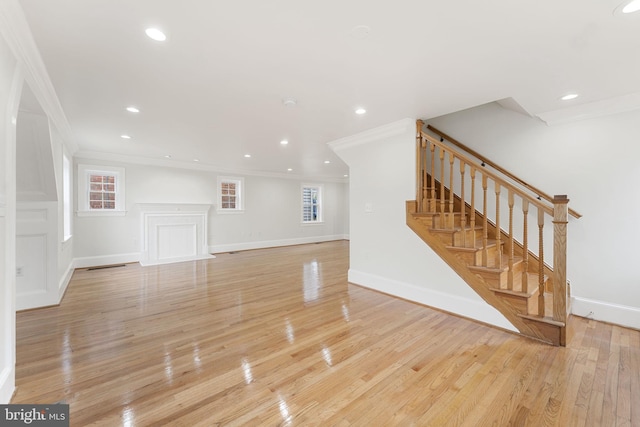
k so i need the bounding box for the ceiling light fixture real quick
[621,0,640,13]
[280,139,289,145]
[120,134,131,139]
[355,108,366,115]
[324,160,331,164]
[560,93,579,101]
[193,159,199,162]
[244,154,251,158]
[351,25,371,39]
[126,106,139,113]
[287,168,293,172]
[164,155,171,159]
[282,98,297,107]
[145,28,167,42]
[344,174,349,178]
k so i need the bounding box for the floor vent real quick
[87,264,126,271]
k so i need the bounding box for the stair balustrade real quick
[410,120,573,345]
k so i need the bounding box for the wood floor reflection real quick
[13,241,640,426]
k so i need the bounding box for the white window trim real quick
[217,176,245,214]
[77,164,126,217]
[301,183,323,224]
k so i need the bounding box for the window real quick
[302,185,322,223]
[77,164,126,216]
[217,176,244,213]
[62,154,72,240]
[89,174,116,210]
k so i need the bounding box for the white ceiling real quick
[17,0,640,179]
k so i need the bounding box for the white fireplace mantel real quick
[138,203,215,266]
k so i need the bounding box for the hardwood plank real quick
[10,241,640,426]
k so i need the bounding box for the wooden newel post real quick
[552,195,569,324]
[416,120,424,211]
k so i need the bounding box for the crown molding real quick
[74,150,349,184]
[0,0,78,154]
[536,91,640,126]
[328,118,415,152]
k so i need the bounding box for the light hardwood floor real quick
[12,241,640,426]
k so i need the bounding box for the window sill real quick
[77,210,127,217]
[216,209,245,215]
[301,221,324,226]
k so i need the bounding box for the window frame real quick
[77,164,126,216]
[217,176,244,214]
[301,184,323,224]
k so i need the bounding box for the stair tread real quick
[431,225,483,233]
[491,283,539,298]
[492,273,548,292]
[413,212,439,218]
[445,238,501,252]
[468,255,523,273]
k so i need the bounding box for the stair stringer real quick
[406,200,562,345]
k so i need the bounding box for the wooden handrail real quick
[426,124,582,219]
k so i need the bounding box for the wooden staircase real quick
[408,121,578,346]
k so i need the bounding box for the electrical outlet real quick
[16,267,24,277]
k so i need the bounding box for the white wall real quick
[0,0,78,401]
[0,32,20,404]
[330,118,516,331]
[428,102,640,329]
[73,158,349,265]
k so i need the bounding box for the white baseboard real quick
[139,253,215,267]
[73,253,141,269]
[0,365,15,404]
[209,235,349,254]
[571,296,640,330]
[58,261,75,301]
[348,269,517,332]
[16,290,56,311]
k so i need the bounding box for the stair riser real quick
[452,229,476,246]
[433,228,478,246]
[451,246,499,266]
[494,292,538,316]
[470,263,523,286]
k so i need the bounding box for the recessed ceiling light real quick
[351,25,371,39]
[560,93,579,101]
[193,159,199,162]
[355,108,367,115]
[344,174,349,177]
[126,106,139,113]
[280,139,289,145]
[244,154,251,158]
[621,0,640,13]
[324,160,331,164]
[287,168,293,172]
[145,28,167,42]
[164,155,171,159]
[120,134,131,139]
[282,98,297,107]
